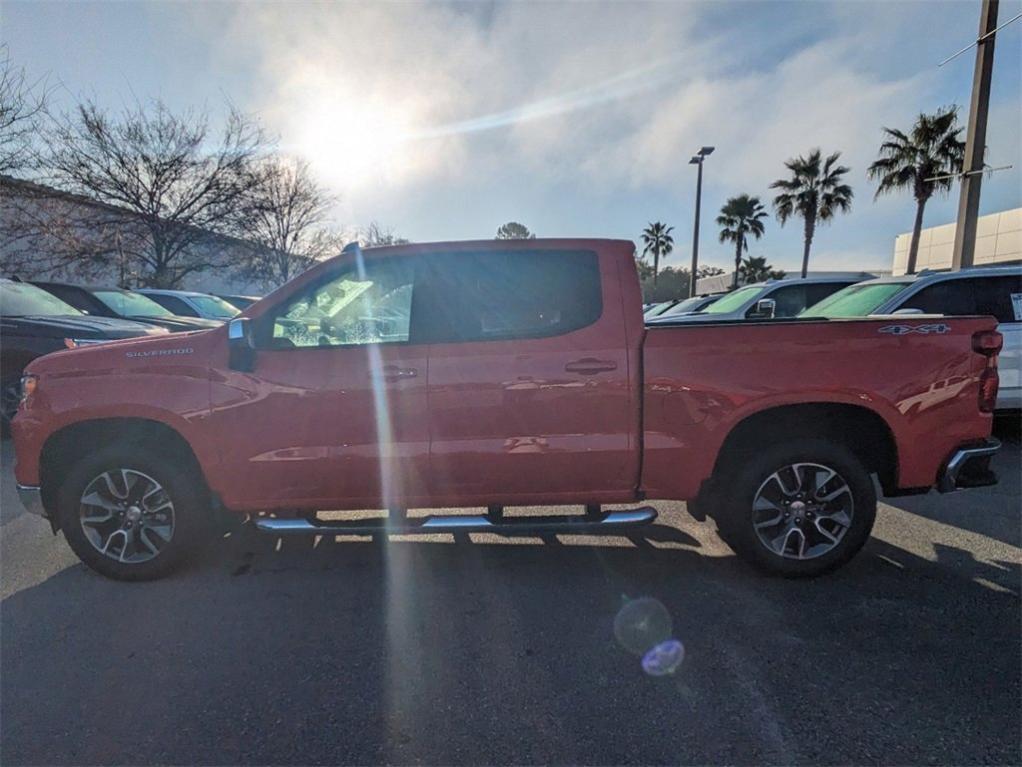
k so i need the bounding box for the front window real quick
[0,281,82,317]
[188,295,240,319]
[269,257,415,348]
[94,290,173,318]
[802,282,911,318]
[702,285,762,314]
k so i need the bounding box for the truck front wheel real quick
[714,439,876,577]
[58,444,206,581]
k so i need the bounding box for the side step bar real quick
[255,507,657,536]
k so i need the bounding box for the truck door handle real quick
[382,365,418,381]
[564,358,618,375]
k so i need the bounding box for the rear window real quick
[416,250,602,343]
[973,276,1022,323]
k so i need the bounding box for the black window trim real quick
[253,253,422,352]
[252,248,606,352]
[412,248,605,346]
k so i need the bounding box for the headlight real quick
[63,338,111,349]
[20,374,38,401]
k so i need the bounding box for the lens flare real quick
[613,597,673,656]
[642,639,685,676]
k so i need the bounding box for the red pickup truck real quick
[12,239,1002,581]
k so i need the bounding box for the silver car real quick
[803,265,1022,411]
[649,275,874,324]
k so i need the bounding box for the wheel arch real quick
[709,402,900,496]
[39,417,210,530]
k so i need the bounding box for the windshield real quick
[801,282,912,318]
[189,294,240,319]
[0,281,82,317]
[94,290,174,318]
[702,285,762,314]
[661,295,720,317]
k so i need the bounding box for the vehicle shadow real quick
[2,519,1019,766]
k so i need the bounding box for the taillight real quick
[978,367,999,413]
[972,329,1003,355]
[972,330,1002,413]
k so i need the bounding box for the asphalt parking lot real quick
[1,424,1020,766]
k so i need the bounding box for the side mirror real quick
[751,298,776,319]
[228,317,255,372]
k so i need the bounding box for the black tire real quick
[57,443,207,581]
[714,438,876,577]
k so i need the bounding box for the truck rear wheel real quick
[714,439,876,577]
[57,444,206,581]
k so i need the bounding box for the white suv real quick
[804,265,1021,411]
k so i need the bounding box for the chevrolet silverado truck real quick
[12,239,1002,581]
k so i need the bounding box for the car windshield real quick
[0,281,82,317]
[94,290,174,317]
[801,282,912,318]
[702,285,762,314]
[661,295,719,317]
[189,294,240,319]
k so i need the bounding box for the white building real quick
[892,207,1021,275]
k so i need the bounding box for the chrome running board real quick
[255,507,657,536]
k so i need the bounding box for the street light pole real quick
[952,0,999,271]
[688,146,714,297]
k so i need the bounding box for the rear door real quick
[419,246,637,504]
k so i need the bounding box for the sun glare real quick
[294,100,412,190]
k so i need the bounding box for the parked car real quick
[643,300,677,317]
[136,289,240,321]
[217,294,260,311]
[648,294,722,318]
[0,278,167,430]
[802,265,1022,410]
[33,283,223,333]
[649,274,876,323]
[12,240,1000,581]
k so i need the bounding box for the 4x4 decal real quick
[878,323,951,336]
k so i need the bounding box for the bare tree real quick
[39,99,266,287]
[0,175,137,282]
[237,157,340,286]
[0,48,47,175]
[357,221,409,247]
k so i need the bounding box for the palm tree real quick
[739,255,785,283]
[771,149,853,278]
[640,221,674,285]
[717,194,768,288]
[867,106,965,275]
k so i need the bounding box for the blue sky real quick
[4,0,1020,273]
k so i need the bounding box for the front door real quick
[210,254,429,511]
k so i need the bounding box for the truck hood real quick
[123,314,223,332]
[25,326,221,376]
[1,314,167,340]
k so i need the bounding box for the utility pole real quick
[688,146,714,296]
[951,0,999,270]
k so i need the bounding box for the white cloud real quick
[204,0,1018,260]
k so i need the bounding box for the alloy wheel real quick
[79,469,176,563]
[751,462,854,560]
